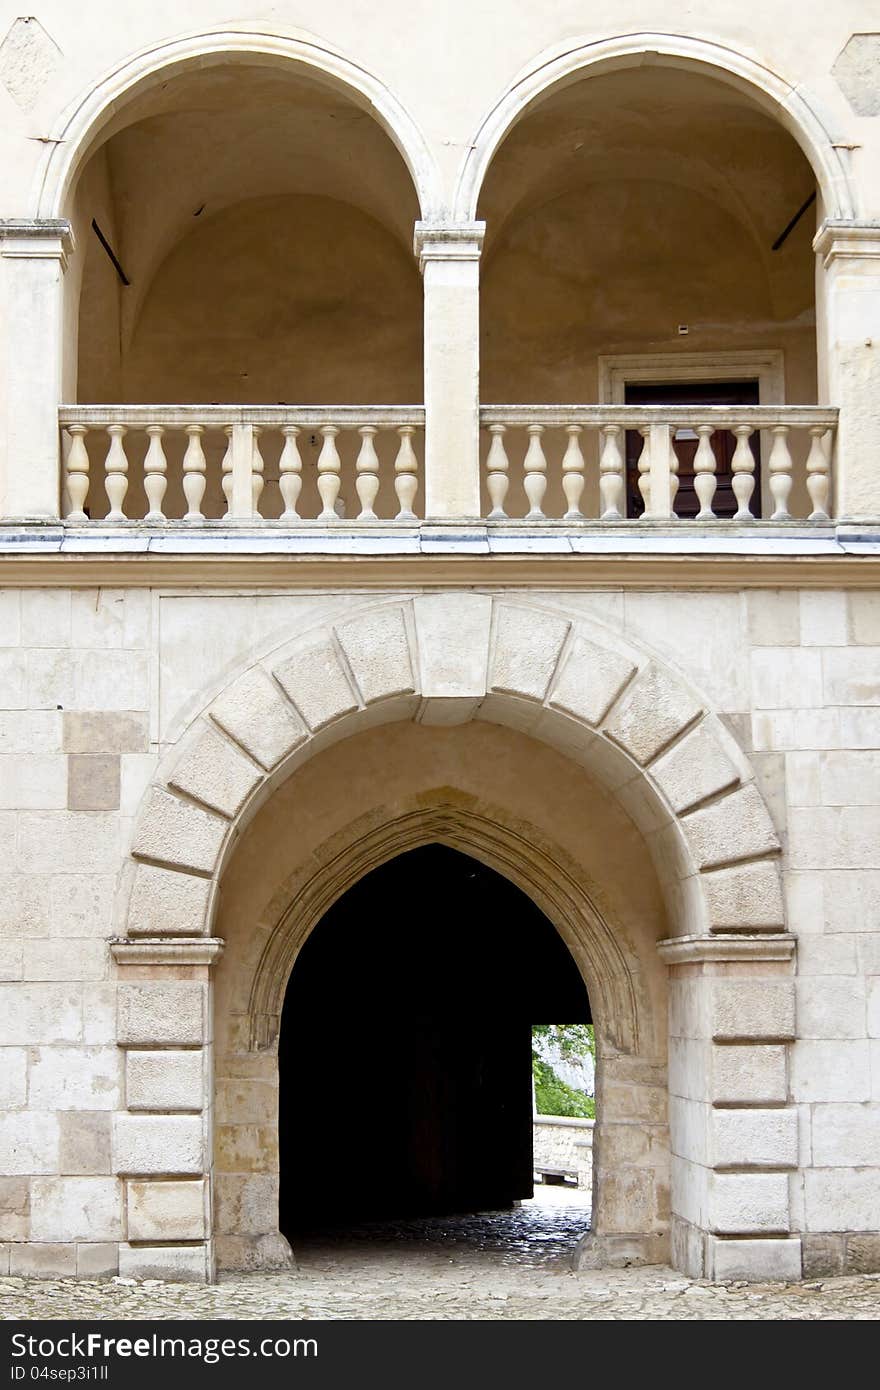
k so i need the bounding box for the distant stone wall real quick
[533,1117,594,1191]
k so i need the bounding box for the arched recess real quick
[34,27,442,223]
[454,32,856,222]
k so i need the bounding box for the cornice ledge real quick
[111,936,224,966]
[657,933,796,965]
[813,219,880,267]
[413,220,486,268]
[0,219,75,265]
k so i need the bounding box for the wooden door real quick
[624,379,761,519]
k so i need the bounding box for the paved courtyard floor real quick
[2,1199,879,1320]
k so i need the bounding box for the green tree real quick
[532,1023,595,1119]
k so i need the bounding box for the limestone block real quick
[0,983,81,1043]
[0,711,62,754]
[604,664,702,765]
[857,935,880,975]
[709,1172,790,1233]
[708,1236,801,1283]
[335,606,414,704]
[595,1168,656,1234]
[848,1235,880,1273]
[214,1174,279,1236]
[710,980,795,1042]
[59,1113,112,1175]
[745,591,799,646]
[210,667,307,770]
[117,983,205,1046]
[802,1233,846,1279]
[0,873,50,937]
[824,869,880,932]
[0,1177,29,1239]
[18,812,120,874]
[791,1040,870,1103]
[131,787,227,874]
[126,1050,204,1112]
[67,754,120,812]
[850,593,880,645]
[0,755,67,810]
[751,649,823,709]
[126,864,212,937]
[711,1045,787,1106]
[118,1243,208,1282]
[804,1170,880,1232]
[547,635,636,727]
[819,750,880,807]
[711,1109,797,1170]
[272,635,358,730]
[811,1103,880,1166]
[126,1179,207,1241]
[113,1114,204,1175]
[0,1048,26,1107]
[169,725,262,818]
[21,590,71,645]
[796,976,865,1039]
[800,591,847,646]
[215,1124,278,1172]
[214,1232,294,1273]
[649,723,740,815]
[413,593,492,699]
[0,1112,59,1174]
[870,980,880,1038]
[488,605,569,701]
[0,941,22,979]
[29,1046,120,1110]
[682,784,780,870]
[823,649,880,706]
[76,1243,118,1278]
[702,861,784,932]
[83,984,117,1046]
[72,651,149,712]
[10,1243,77,1279]
[23,939,108,982]
[30,1177,122,1241]
[63,711,149,754]
[668,1095,710,1165]
[49,874,115,938]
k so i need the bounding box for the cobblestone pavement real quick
[2,1205,880,1320]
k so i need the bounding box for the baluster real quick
[394,426,419,520]
[65,425,90,522]
[637,427,651,517]
[279,426,303,520]
[104,424,129,521]
[669,427,680,517]
[806,426,831,520]
[355,425,380,520]
[562,425,586,519]
[221,428,233,515]
[767,424,793,520]
[182,424,207,520]
[486,424,509,519]
[523,424,547,519]
[598,424,624,519]
[143,424,168,521]
[693,425,717,520]
[731,425,756,520]
[317,425,342,521]
[251,428,265,516]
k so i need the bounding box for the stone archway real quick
[111,595,798,1284]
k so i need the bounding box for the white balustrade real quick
[58,407,425,524]
[480,406,838,523]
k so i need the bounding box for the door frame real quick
[597,350,785,519]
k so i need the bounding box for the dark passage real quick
[279,844,590,1237]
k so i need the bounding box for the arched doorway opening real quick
[278,844,592,1239]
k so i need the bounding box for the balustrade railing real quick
[480,406,838,522]
[59,407,425,523]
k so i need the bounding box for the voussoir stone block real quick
[126,864,213,937]
[708,1171,790,1233]
[113,1114,204,1175]
[117,983,205,1046]
[413,593,492,699]
[650,723,740,815]
[702,861,785,932]
[169,725,262,818]
[681,783,780,870]
[272,634,359,730]
[334,606,414,704]
[548,634,636,727]
[126,1179,207,1241]
[126,1050,204,1112]
[711,980,795,1042]
[711,1108,798,1170]
[489,605,570,701]
[603,663,702,765]
[210,667,307,770]
[131,787,227,875]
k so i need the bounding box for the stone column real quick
[414,222,485,519]
[659,933,800,1283]
[814,221,880,521]
[0,220,73,520]
[111,938,223,1283]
